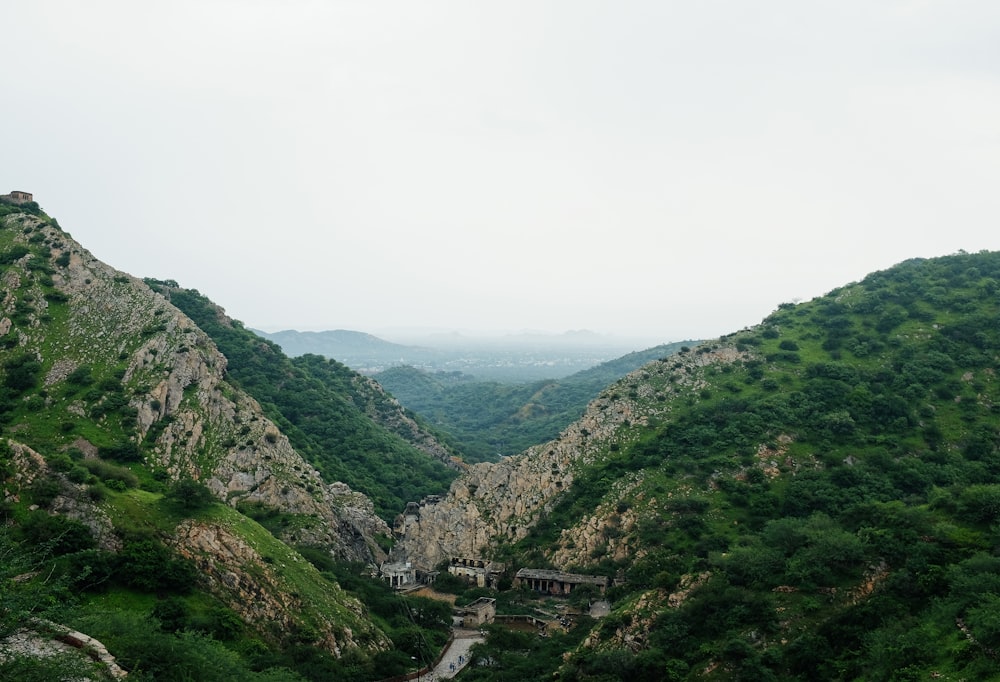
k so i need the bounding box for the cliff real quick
[392,345,741,569]
[0,207,390,655]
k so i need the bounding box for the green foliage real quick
[82,457,139,488]
[19,510,97,555]
[115,536,200,593]
[487,251,1000,679]
[147,281,457,520]
[164,477,217,513]
[462,620,594,681]
[3,352,42,392]
[72,610,309,681]
[99,440,142,462]
[374,341,692,462]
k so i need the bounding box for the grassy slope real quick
[478,251,1000,681]
[0,209,451,681]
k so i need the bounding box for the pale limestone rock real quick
[394,346,746,572]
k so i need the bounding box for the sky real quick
[4,1,1000,345]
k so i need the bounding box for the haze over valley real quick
[4,197,1000,680]
[255,327,686,381]
[4,1,1000,679]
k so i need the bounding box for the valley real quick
[3,197,1000,681]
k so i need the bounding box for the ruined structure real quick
[0,190,33,204]
[380,561,417,589]
[513,568,608,595]
[447,557,505,589]
[456,598,496,628]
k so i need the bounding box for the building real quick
[513,568,609,595]
[0,190,33,204]
[456,597,496,628]
[447,557,505,589]
[380,561,416,589]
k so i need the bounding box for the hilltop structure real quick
[0,190,33,204]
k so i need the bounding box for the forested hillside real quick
[401,251,1000,681]
[6,189,1000,680]
[374,341,692,462]
[146,281,460,520]
[0,203,430,680]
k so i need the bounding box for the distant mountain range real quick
[253,328,669,381]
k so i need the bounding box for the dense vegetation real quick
[468,251,1000,680]
[6,196,1000,680]
[0,209,455,679]
[375,341,691,462]
[0,470,453,681]
[146,281,458,520]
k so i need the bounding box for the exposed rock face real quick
[169,520,390,656]
[2,212,389,564]
[394,346,745,570]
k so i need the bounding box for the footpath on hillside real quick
[423,628,483,681]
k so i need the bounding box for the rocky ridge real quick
[1,209,392,655]
[3,212,391,563]
[349,372,466,471]
[393,345,744,570]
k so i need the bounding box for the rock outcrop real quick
[393,345,744,569]
[170,519,389,655]
[0,211,390,564]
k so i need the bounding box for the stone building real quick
[456,597,496,628]
[0,190,33,204]
[513,568,609,595]
[447,557,505,589]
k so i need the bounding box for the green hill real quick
[145,281,461,520]
[0,203,453,680]
[402,250,1000,681]
[374,341,694,462]
[7,189,1000,680]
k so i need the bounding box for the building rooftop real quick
[514,568,609,586]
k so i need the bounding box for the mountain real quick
[252,329,418,367]
[374,341,696,462]
[256,328,654,382]
[0,202,453,679]
[151,284,461,519]
[395,251,1000,680]
[8,190,1000,680]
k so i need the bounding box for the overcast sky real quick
[4,1,999,344]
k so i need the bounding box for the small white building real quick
[380,561,416,589]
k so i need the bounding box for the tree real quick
[165,478,217,513]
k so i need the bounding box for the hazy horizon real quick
[5,2,999,342]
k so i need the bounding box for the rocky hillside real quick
[0,205,392,665]
[393,345,734,569]
[399,251,1000,680]
[374,340,695,462]
[147,283,462,519]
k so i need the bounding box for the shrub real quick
[98,441,141,462]
[165,478,217,513]
[82,459,138,488]
[3,354,41,392]
[65,365,93,387]
[20,511,96,555]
